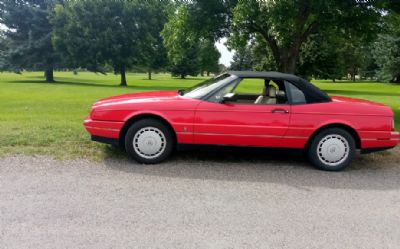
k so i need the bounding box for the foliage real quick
[138,0,170,80]
[1,0,399,83]
[297,34,346,81]
[169,45,200,79]
[0,0,61,82]
[199,39,221,75]
[372,13,400,83]
[172,0,237,41]
[250,36,277,72]
[52,0,167,86]
[162,5,200,78]
[230,0,381,74]
[0,31,7,70]
[162,1,230,78]
[373,34,400,82]
[229,44,253,71]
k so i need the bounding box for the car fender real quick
[309,119,361,148]
[314,119,359,132]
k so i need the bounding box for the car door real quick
[193,78,291,147]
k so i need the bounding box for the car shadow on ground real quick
[102,145,400,191]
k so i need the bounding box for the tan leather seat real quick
[266,87,277,104]
[255,86,277,105]
[254,86,268,104]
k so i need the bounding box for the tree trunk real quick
[200,71,204,77]
[260,19,318,75]
[279,56,297,74]
[45,65,54,83]
[207,71,210,76]
[350,70,355,82]
[148,71,152,80]
[350,66,357,82]
[120,66,127,86]
[180,74,185,79]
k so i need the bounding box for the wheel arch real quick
[305,123,361,151]
[119,113,177,148]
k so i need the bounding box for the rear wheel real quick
[308,128,356,171]
[125,119,174,164]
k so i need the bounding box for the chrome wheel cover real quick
[133,127,166,159]
[317,134,349,167]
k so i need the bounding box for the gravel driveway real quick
[1,149,400,249]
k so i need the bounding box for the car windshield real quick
[183,74,237,99]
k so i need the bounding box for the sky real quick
[216,38,235,67]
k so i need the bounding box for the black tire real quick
[125,119,174,164]
[308,128,356,171]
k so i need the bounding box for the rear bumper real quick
[360,131,399,152]
[83,116,123,139]
[361,146,396,154]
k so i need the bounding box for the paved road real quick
[1,150,400,249]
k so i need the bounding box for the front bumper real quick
[83,116,124,139]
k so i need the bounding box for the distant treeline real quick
[1,0,400,85]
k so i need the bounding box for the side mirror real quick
[222,93,237,103]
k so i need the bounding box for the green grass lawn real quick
[0,71,399,160]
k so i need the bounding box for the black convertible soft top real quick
[228,71,331,104]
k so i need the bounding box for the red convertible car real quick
[84,71,399,171]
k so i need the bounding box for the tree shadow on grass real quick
[102,144,400,191]
[23,75,46,79]
[5,79,185,91]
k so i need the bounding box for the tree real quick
[52,0,161,86]
[298,33,346,81]
[162,5,200,79]
[170,45,200,79]
[377,35,400,83]
[218,63,227,74]
[0,31,7,70]
[162,1,235,78]
[139,0,170,80]
[141,36,168,80]
[199,39,221,76]
[251,36,278,72]
[229,44,253,71]
[230,0,381,74]
[342,37,367,82]
[174,0,237,41]
[371,13,400,83]
[0,0,61,82]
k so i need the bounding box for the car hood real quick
[93,90,180,107]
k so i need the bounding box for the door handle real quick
[272,109,289,114]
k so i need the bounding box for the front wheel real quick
[125,119,174,164]
[308,128,356,171]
